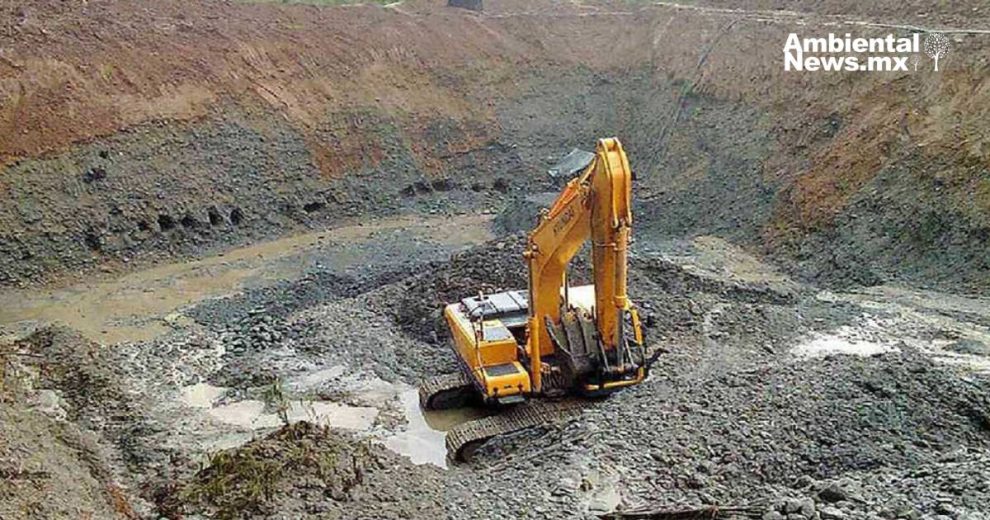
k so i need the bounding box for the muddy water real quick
[176,368,490,468]
[179,382,227,408]
[282,367,489,468]
[387,390,491,467]
[385,390,451,466]
[177,378,488,468]
[811,287,990,372]
[0,213,496,467]
[0,214,493,343]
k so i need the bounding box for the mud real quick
[0,213,497,517]
[3,218,989,519]
[2,1,990,519]
[0,214,492,343]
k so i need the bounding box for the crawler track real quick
[445,399,584,462]
[419,372,475,410]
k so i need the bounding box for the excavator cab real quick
[444,290,532,403]
[442,283,646,406]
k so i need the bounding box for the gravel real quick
[5,233,989,520]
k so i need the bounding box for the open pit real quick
[2,1,990,519]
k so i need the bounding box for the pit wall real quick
[1,1,987,290]
[0,102,518,284]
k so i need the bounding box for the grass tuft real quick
[175,422,372,519]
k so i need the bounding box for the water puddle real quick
[179,382,227,408]
[177,374,489,469]
[206,400,268,428]
[792,317,899,359]
[209,399,379,430]
[792,333,897,358]
[385,389,490,468]
[283,366,491,467]
[814,287,990,374]
[208,399,378,431]
[177,381,379,431]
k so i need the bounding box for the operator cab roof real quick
[461,290,529,320]
[460,284,597,322]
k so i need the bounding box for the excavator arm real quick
[524,138,641,392]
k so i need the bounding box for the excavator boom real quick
[525,137,639,392]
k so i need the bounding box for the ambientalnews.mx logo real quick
[784,33,950,72]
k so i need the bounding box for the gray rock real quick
[819,506,847,520]
[785,498,804,514]
[946,339,990,356]
[818,483,849,503]
[29,389,68,420]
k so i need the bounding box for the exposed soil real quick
[3,219,989,519]
[1,1,989,520]
[2,0,989,292]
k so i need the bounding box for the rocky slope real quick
[1,0,988,292]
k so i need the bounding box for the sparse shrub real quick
[174,422,372,519]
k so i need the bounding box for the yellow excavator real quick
[419,138,648,460]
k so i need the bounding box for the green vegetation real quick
[181,448,283,518]
[178,422,372,519]
[261,376,290,426]
[98,63,115,82]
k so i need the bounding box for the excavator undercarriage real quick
[419,372,586,461]
[419,138,649,461]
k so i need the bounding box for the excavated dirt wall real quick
[1,0,988,291]
[3,3,990,518]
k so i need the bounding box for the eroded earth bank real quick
[1,1,989,519]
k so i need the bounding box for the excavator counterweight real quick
[420,138,648,460]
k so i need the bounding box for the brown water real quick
[386,389,491,468]
[1,213,497,468]
[0,214,493,343]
